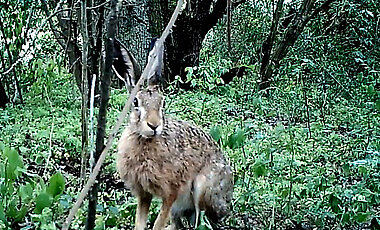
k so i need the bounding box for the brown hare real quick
[115,39,233,230]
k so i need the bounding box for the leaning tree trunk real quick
[259,0,284,89]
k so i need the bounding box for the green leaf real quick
[227,129,246,149]
[0,203,5,222]
[358,165,368,176]
[354,212,370,223]
[6,148,24,169]
[209,126,221,142]
[35,192,52,214]
[367,85,375,96]
[342,163,350,176]
[6,199,18,218]
[4,148,23,180]
[19,183,33,200]
[253,161,267,177]
[375,99,380,112]
[329,194,341,213]
[105,216,117,227]
[14,206,28,222]
[46,173,65,198]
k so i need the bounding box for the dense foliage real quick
[0,0,379,229]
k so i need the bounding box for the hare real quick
[115,39,233,230]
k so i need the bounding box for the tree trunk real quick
[167,0,228,85]
[259,0,285,89]
[259,0,335,90]
[80,0,89,185]
[85,0,120,228]
[0,79,9,108]
[149,0,230,87]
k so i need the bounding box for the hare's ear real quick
[147,38,164,87]
[112,39,141,92]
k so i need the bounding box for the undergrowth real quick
[1,65,379,229]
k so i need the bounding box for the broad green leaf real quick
[209,126,221,142]
[253,161,267,177]
[367,85,375,96]
[354,212,370,223]
[35,192,52,214]
[6,148,24,170]
[105,216,117,227]
[6,199,18,218]
[14,206,28,222]
[227,129,246,149]
[19,183,33,200]
[47,173,65,198]
[342,163,350,176]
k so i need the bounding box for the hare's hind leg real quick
[153,195,177,230]
[135,192,152,230]
[192,174,207,228]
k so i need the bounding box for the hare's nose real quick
[147,122,158,131]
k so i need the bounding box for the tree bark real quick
[259,0,285,89]
[85,0,120,228]
[149,0,233,87]
[80,0,89,185]
[0,79,9,108]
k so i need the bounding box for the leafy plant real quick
[0,143,66,228]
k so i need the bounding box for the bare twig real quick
[61,0,185,229]
[43,86,55,176]
[87,0,111,10]
[63,0,76,65]
[89,74,97,172]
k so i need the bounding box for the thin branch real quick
[87,0,111,10]
[226,0,232,50]
[43,86,55,176]
[41,0,66,48]
[63,0,76,65]
[62,0,186,229]
[89,74,97,172]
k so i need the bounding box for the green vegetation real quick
[0,0,379,229]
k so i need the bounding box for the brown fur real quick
[117,87,233,230]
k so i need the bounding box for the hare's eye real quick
[133,98,139,107]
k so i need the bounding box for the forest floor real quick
[0,73,379,229]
